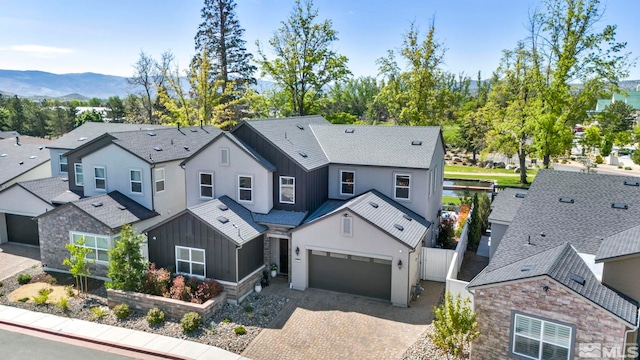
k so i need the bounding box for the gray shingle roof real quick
[17,175,80,205]
[596,225,640,262]
[252,209,307,227]
[469,243,638,325]
[297,190,431,249]
[237,116,330,171]
[47,122,167,150]
[109,126,222,164]
[488,188,528,223]
[310,124,443,169]
[0,137,51,187]
[72,191,157,229]
[0,131,19,139]
[189,196,267,245]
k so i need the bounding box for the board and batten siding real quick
[233,124,329,214]
[148,212,237,282]
[238,235,265,280]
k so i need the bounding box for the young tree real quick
[63,237,93,297]
[256,0,350,116]
[107,224,148,292]
[128,51,161,124]
[194,0,256,92]
[429,291,479,359]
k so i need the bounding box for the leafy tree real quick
[256,0,350,116]
[88,98,102,107]
[600,132,614,157]
[128,51,162,124]
[63,237,93,297]
[323,76,379,123]
[429,291,479,359]
[467,194,482,250]
[582,126,601,154]
[0,107,10,131]
[597,101,635,134]
[194,0,256,92]
[105,96,126,122]
[76,110,103,127]
[459,72,491,161]
[106,224,147,292]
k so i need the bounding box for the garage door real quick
[6,214,39,246]
[308,250,391,300]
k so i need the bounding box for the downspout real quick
[150,164,156,211]
[622,309,640,360]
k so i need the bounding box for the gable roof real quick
[17,175,80,205]
[469,243,638,326]
[310,124,443,169]
[296,189,431,249]
[252,209,307,227]
[180,132,276,171]
[188,196,267,245]
[0,137,51,187]
[596,225,640,262]
[234,116,330,171]
[47,122,166,150]
[64,191,157,229]
[488,188,528,224]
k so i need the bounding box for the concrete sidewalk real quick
[0,305,249,360]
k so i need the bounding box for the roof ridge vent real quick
[117,205,127,210]
[190,129,198,132]
[296,124,304,130]
[612,203,628,210]
[153,147,163,151]
[217,216,229,224]
[520,265,534,272]
[147,132,156,136]
[559,197,574,204]
[514,193,526,198]
[411,140,422,146]
[394,224,404,231]
[183,146,190,151]
[29,155,36,159]
[91,202,103,207]
[298,151,307,158]
[0,154,6,157]
[624,180,640,186]
[344,128,355,134]
[569,273,585,286]
[369,201,379,208]
[18,161,23,165]
[217,204,228,211]
[78,137,87,141]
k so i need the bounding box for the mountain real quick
[0,70,129,99]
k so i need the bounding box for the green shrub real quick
[39,288,53,296]
[142,263,170,296]
[234,326,246,335]
[222,317,232,323]
[17,297,28,302]
[244,305,254,313]
[437,219,456,249]
[618,165,624,169]
[0,293,4,297]
[192,279,224,303]
[595,155,603,164]
[146,307,165,325]
[33,288,53,306]
[64,285,75,298]
[168,276,191,302]
[48,277,57,285]
[17,274,31,285]
[180,312,201,333]
[90,306,109,320]
[113,304,131,319]
[107,224,147,292]
[57,297,69,311]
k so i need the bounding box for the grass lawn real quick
[445,164,539,174]
[442,195,462,205]
[445,173,534,187]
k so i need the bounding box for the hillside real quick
[0,70,129,99]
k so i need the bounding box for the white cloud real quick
[10,44,74,54]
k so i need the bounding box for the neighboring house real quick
[145,196,267,303]
[47,122,165,177]
[0,131,19,139]
[469,170,640,360]
[0,176,79,245]
[487,188,527,259]
[38,191,157,278]
[0,136,52,191]
[290,190,430,307]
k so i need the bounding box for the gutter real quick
[622,308,640,360]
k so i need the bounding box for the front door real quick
[279,238,289,274]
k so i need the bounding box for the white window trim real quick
[237,174,254,203]
[340,170,355,196]
[220,147,230,166]
[394,173,411,201]
[429,167,436,197]
[279,176,295,204]
[94,166,107,192]
[175,246,206,278]
[69,231,113,264]
[59,154,68,173]
[74,163,83,186]
[341,215,353,237]
[199,171,214,199]
[129,169,143,195]
[512,313,572,360]
[154,168,165,193]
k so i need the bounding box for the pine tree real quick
[195,0,256,92]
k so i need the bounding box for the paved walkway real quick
[0,243,41,281]
[0,305,248,360]
[242,278,444,360]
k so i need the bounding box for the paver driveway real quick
[0,243,40,281]
[243,279,444,360]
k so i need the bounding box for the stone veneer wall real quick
[220,269,263,303]
[472,278,630,360]
[107,289,226,320]
[39,205,115,278]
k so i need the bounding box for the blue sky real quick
[1,0,639,80]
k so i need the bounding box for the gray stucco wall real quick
[0,185,52,243]
[38,204,115,277]
[602,256,640,303]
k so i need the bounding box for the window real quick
[130,169,142,194]
[175,246,205,277]
[70,232,110,263]
[340,170,355,195]
[155,168,165,193]
[512,313,573,360]
[279,176,295,204]
[238,175,253,202]
[74,164,83,186]
[394,173,411,200]
[220,147,229,166]
[94,166,106,191]
[199,172,213,198]
[341,215,353,236]
[59,154,68,173]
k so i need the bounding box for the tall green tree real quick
[323,76,380,123]
[105,96,126,122]
[195,0,256,92]
[256,0,350,116]
[597,101,635,134]
[107,225,147,292]
[459,72,492,162]
[7,96,26,134]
